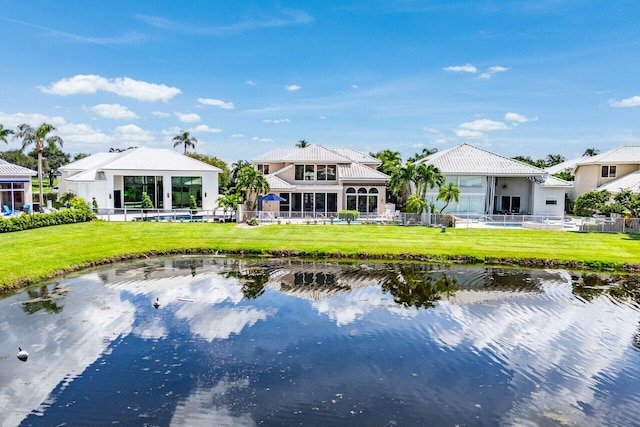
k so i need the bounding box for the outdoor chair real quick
[2,205,14,216]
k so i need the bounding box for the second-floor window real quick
[257,164,270,174]
[601,165,616,178]
[294,164,337,181]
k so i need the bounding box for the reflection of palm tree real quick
[224,270,270,299]
[21,285,65,314]
[381,264,458,309]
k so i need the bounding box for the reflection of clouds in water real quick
[430,277,640,425]
[175,305,274,342]
[312,287,416,327]
[132,315,167,340]
[109,272,274,342]
[171,379,256,427]
[0,274,135,426]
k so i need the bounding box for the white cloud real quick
[505,112,538,123]
[609,96,640,107]
[191,125,222,133]
[434,138,448,145]
[175,112,201,123]
[152,111,170,117]
[161,126,182,136]
[456,118,508,138]
[318,116,327,120]
[262,119,290,124]
[351,84,359,89]
[39,74,181,102]
[251,136,274,142]
[89,103,138,119]
[411,143,424,148]
[478,65,510,79]
[197,98,235,109]
[422,127,440,133]
[230,134,245,138]
[459,119,508,132]
[443,63,477,73]
[57,123,113,144]
[245,80,256,86]
[455,129,483,138]
[0,111,66,127]
[113,124,155,142]
[285,84,301,91]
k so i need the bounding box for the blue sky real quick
[1,1,639,164]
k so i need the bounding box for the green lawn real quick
[1,221,638,292]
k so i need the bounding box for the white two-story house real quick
[251,144,390,217]
[417,144,572,216]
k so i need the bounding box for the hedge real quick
[0,208,93,233]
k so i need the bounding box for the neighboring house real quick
[0,159,36,212]
[416,144,571,216]
[251,144,390,216]
[569,146,640,200]
[58,147,221,210]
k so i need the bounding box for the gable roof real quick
[418,144,548,176]
[264,174,295,190]
[252,144,380,164]
[574,146,640,167]
[61,147,222,175]
[0,159,37,176]
[597,169,640,194]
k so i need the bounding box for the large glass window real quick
[257,164,269,174]
[458,176,483,188]
[171,176,201,209]
[279,193,290,212]
[0,181,27,211]
[303,193,314,212]
[316,165,337,181]
[327,193,337,213]
[291,193,302,212]
[345,187,380,214]
[124,176,164,208]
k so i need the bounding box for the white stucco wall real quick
[531,184,567,216]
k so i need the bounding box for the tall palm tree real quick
[415,163,444,198]
[173,131,198,154]
[371,149,402,176]
[545,154,565,167]
[296,139,309,148]
[16,123,63,206]
[389,163,417,207]
[236,165,270,210]
[216,193,241,221]
[437,182,460,213]
[407,148,438,164]
[583,148,600,157]
[0,124,14,145]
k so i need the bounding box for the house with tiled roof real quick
[58,147,221,211]
[0,159,36,212]
[569,146,640,200]
[416,144,572,216]
[251,144,390,216]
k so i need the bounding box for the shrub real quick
[0,197,93,234]
[573,190,610,217]
[141,192,154,209]
[338,210,360,221]
[247,217,259,226]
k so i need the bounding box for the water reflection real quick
[2,257,640,426]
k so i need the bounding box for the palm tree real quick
[172,131,198,154]
[217,193,241,221]
[0,124,14,145]
[15,123,63,206]
[583,148,600,157]
[437,182,460,213]
[371,149,402,176]
[407,148,438,164]
[405,193,428,214]
[415,163,444,198]
[236,165,270,210]
[296,139,309,148]
[545,154,565,167]
[389,163,417,207]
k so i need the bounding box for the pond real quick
[2,257,640,426]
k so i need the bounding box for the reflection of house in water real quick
[260,262,560,305]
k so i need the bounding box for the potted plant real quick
[189,195,198,215]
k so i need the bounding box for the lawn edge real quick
[2,247,639,295]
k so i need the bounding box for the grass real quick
[0,221,639,293]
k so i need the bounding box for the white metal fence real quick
[94,207,640,234]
